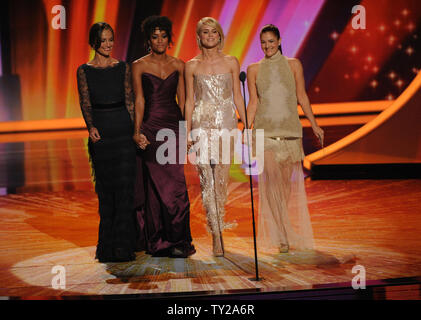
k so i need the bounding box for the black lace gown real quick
[76,61,137,262]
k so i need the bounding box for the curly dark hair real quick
[141,16,174,48]
[89,22,114,50]
[260,24,283,54]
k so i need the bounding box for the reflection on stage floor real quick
[0,129,420,299]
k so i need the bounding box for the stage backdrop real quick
[0,0,420,122]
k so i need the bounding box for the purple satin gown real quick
[134,70,195,257]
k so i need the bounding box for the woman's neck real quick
[149,51,169,63]
[91,52,114,67]
[201,46,221,60]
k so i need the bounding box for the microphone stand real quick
[239,72,262,281]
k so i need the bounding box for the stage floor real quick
[0,130,420,298]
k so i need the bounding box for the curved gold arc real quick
[303,72,421,170]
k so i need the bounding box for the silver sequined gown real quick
[191,73,238,234]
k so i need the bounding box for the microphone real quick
[239,71,247,128]
[239,71,246,83]
[210,158,217,170]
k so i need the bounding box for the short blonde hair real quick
[196,17,224,50]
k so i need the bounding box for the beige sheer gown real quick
[191,73,238,235]
[254,51,314,251]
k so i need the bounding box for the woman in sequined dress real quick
[185,17,247,257]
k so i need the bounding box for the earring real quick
[147,46,151,52]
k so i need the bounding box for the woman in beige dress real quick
[246,24,324,252]
[185,17,247,256]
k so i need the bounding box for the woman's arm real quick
[289,58,324,146]
[184,60,195,143]
[246,63,259,129]
[76,66,101,142]
[131,60,150,149]
[124,62,135,122]
[176,59,186,117]
[230,56,247,129]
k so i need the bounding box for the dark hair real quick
[141,16,174,48]
[89,22,114,50]
[260,24,283,54]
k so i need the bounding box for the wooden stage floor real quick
[0,130,420,299]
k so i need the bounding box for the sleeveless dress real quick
[135,70,195,257]
[254,51,314,251]
[76,61,137,262]
[191,73,238,235]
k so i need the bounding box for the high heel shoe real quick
[212,233,224,257]
[169,244,196,258]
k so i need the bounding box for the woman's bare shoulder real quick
[247,62,260,72]
[187,55,202,63]
[223,54,239,64]
[132,55,150,66]
[168,55,185,70]
[185,56,201,71]
[286,57,302,71]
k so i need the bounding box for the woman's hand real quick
[186,129,194,154]
[241,128,248,145]
[187,140,194,153]
[133,133,150,150]
[312,125,324,148]
[89,127,101,143]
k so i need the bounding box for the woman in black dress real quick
[76,22,137,262]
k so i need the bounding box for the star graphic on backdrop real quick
[406,46,414,55]
[386,93,394,100]
[370,80,378,88]
[310,5,420,102]
[396,79,404,88]
[330,31,339,40]
[388,71,397,80]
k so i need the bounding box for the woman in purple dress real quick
[132,16,195,258]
